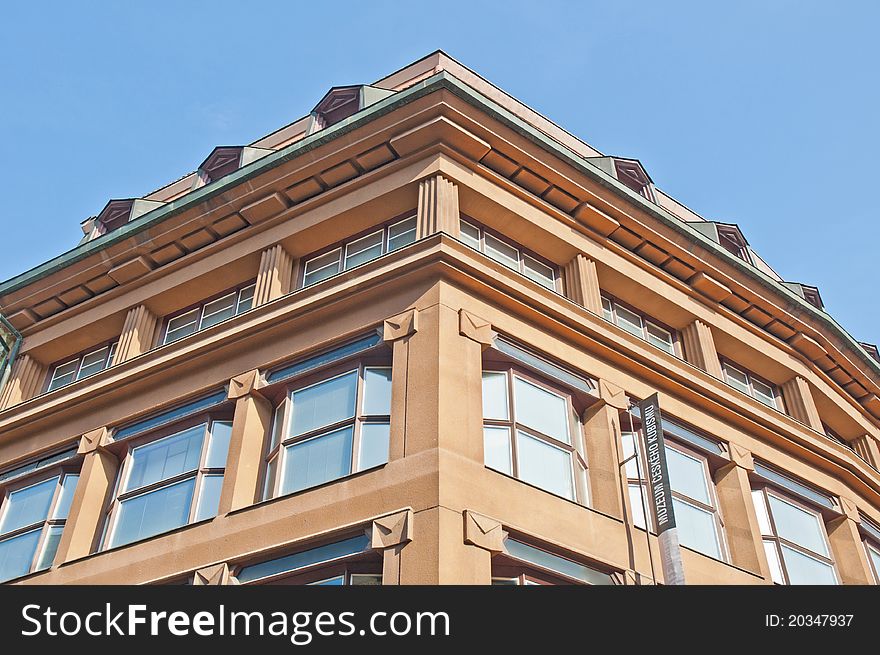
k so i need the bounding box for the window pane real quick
[76,347,110,380]
[362,367,392,416]
[459,221,481,249]
[482,371,509,420]
[868,546,880,584]
[388,217,417,251]
[52,474,79,520]
[522,255,556,290]
[484,234,519,270]
[780,545,837,585]
[614,304,644,338]
[270,402,286,451]
[629,483,649,529]
[112,477,196,547]
[344,231,384,270]
[125,425,205,492]
[303,249,342,286]
[310,575,345,586]
[767,495,829,557]
[621,433,641,479]
[194,474,224,522]
[673,497,721,559]
[263,456,279,501]
[164,309,200,344]
[282,426,353,495]
[646,322,675,354]
[351,574,383,585]
[763,540,785,584]
[666,448,711,505]
[289,371,358,437]
[36,524,65,571]
[200,293,237,329]
[514,377,568,443]
[0,528,42,583]
[48,361,78,390]
[601,297,614,322]
[724,364,751,394]
[484,426,512,475]
[751,490,773,536]
[358,422,390,470]
[237,285,256,314]
[516,431,573,500]
[751,379,777,408]
[205,421,232,469]
[0,477,58,533]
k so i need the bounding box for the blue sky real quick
[1,1,877,345]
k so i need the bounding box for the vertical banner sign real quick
[637,393,686,585]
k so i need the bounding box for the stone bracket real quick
[729,443,755,471]
[839,497,861,523]
[597,379,629,411]
[194,562,232,586]
[463,510,507,555]
[458,309,496,350]
[78,427,111,455]
[227,369,266,400]
[371,509,414,550]
[383,309,419,342]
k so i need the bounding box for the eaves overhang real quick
[1,70,877,382]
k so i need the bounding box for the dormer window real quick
[310,87,360,133]
[861,342,880,363]
[198,147,244,185]
[716,224,750,262]
[90,198,166,239]
[613,159,654,201]
[801,286,823,310]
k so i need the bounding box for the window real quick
[163,284,255,345]
[481,368,586,502]
[751,487,838,585]
[622,432,724,560]
[867,541,880,584]
[492,537,616,585]
[47,343,118,391]
[721,361,780,409]
[601,296,677,356]
[104,419,232,549]
[264,364,391,498]
[0,472,79,582]
[716,225,750,263]
[235,534,377,584]
[301,217,417,287]
[458,219,558,291]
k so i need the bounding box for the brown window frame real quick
[160,280,257,346]
[298,212,418,289]
[262,355,392,501]
[716,225,751,263]
[458,217,560,292]
[720,358,782,411]
[99,410,234,551]
[481,364,588,504]
[44,339,119,393]
[259,561,383,586]
[864,538,880,584]
[751,484,839,585]
[599,294,681,357]
[0,463,81,580]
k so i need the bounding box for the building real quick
[1,51,879,586]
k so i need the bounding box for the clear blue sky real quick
[1,1,877,346]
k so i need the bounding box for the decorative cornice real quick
[193,562,232,586]
[458,309,495,349]
[382,309,418,342]
[463,510,506,554]
[370,509,413,549]
[77,426,110,454]
[227,369,265,400]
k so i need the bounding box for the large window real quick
[481,368,586,502]
[622,433,724,560]
[459,219,558,291]
[47,342,117,391]
[104,419,232,549]
[867,541,880,584]
[601,296,677,356]
[162,284,256,345]
[751,486,838,585]
[0,471,79,582]
[301,216,417,288]
[491,537,616,585]
[264,364,392,498]
[721,361,780,409]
